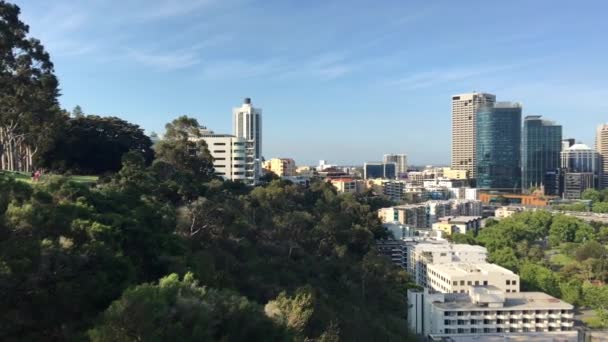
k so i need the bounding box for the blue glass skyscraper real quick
[522,115,562,190]
[476,103,522,191]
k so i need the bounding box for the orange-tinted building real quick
[479,192,556,207]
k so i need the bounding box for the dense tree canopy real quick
[0,135,414,340]
[39,115,154,174]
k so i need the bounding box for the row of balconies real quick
[444,320,574,328]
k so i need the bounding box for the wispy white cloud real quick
[22,2,98,57]
[126,47,202,70]
[136,0,219,20]
[200,52,357,82]
[388,61,541,90]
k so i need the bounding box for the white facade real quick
[197,134,247,182]
[427,263,520,294]
[233,98,262,184]
[383,153,408,175]
[408,242,487,287]
[378,199,482,228]
[408,287,575,340]
[596,124,608,189]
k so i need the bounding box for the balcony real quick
[562,313,574,319]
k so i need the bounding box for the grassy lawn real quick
[550,252,575,266]
[1,171,98,185]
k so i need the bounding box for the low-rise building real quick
[442,167,470,180]
[263,158,296,177]
[378,200,483,228]
[495,206,525,219]
[379,204,429,228]
[479,193,553,207]
[426,263,519,294]
[432,216,483,235]
[329,178,365,194]
[408,287,575,340]
[364,162,396,179]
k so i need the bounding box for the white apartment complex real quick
[408,242,487,287]
[378,199,482,228]
[194,131,247,182]
[427,263,519,294]
[451,92,496,178]
[408,287,575,340]
[383,153,408,176]
[233,98,262,184]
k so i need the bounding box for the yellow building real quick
[441,167,469,180]
[263,158,296,177]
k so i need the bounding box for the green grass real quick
[583,316,607,329]
[550,253,575,266]
[1,171,98,185]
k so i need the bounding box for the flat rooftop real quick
[434,291,573,311]
[413,243,487,253]
[427,262,516,277]
[438,331,578,342]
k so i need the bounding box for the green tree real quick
[0,0,63,172]
[39,115,154,174]
[89,273,290,342]
[72,105,84,118]
[489,247,520,271]
[582,188,601,202]
[154,116,214,182]
[593,202,608,213]
[549,214,592,245]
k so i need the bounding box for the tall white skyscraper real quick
[451,92,496,178]
[233,98,262,184]
[596,124,608,189]
[383,154,408,176]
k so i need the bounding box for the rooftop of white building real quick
[437,216,482,223]
[427,262,516,277]
[412,243,487,254]
[430,287,572,311]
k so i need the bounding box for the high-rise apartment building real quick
[451,92,496,178]
[476,102,521,191]
[383,154,408,177]
[522,116,562,190]
[597,124,608,189]
[233,98,262,184]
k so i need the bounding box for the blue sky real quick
[15,0,608,165]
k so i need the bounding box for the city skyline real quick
[15,0,608,165]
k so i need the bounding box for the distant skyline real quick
[15,0,608,165]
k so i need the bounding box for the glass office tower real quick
[522,115,562,190]
[476,103,522,191]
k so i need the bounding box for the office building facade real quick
[522,116,562,190]
[597,124,608,189]
[451,92,496,178]
[383,154,408,177]
[560,144,599,199]
[233,98,262,184]
[476,102,522,191]
[364,162,396,179]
